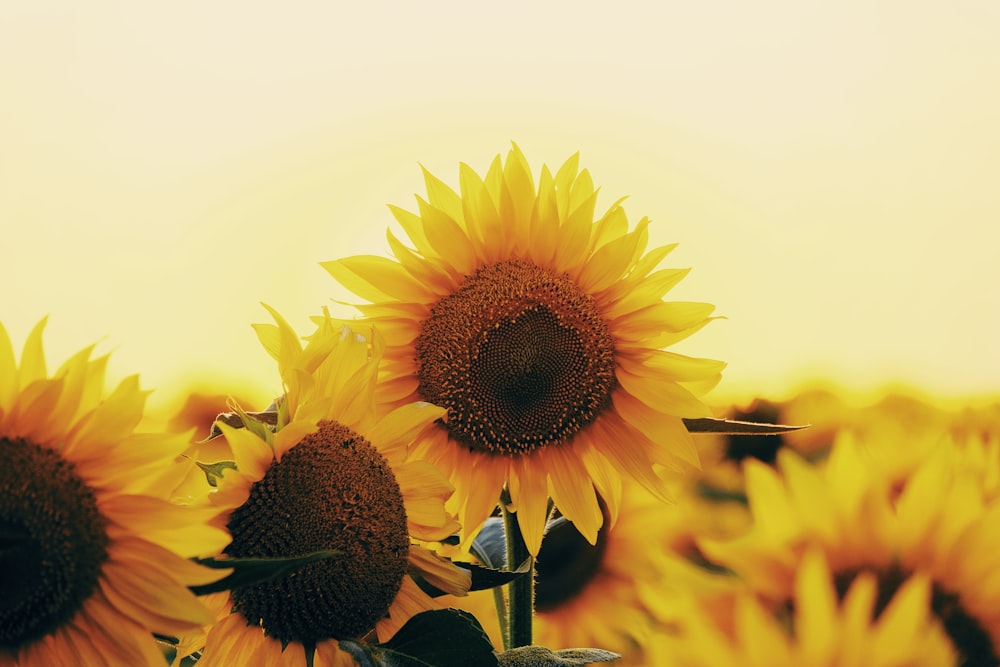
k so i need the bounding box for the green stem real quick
[500,487,534,649]
[492,582,510,652]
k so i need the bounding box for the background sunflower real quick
[0,319,228,666]
[196,309,469,666]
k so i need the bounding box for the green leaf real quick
[155,638,177,665]
[196,460,237,487]
[189,551,341,596]
[412,559,532,598]
[470,517,507,569]
[496,646,621,666]
[341,609,499,667]
[409,517,529,600]
[682,417,808,435]
[206,408,279,440]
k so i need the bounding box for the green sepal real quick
[412,559,532,598]
[683,417,808,435]
[206,407,279,440]
[339,609,498,667]
[189,551,340,596]
[196,460,237,487]
[470,517,507,569]
[155,636,177,666]
[496,646,621,666]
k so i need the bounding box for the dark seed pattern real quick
[416,259,616,455]
[0,438,109,649]
[225,421,410,644]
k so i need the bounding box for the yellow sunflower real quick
[531,483,738,663]
[197,308,470,667]
[699,434,1000,666]
[323,144,725,555]
[655,547,956,667]
[0,319,228,666]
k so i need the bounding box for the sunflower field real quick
[3,143,998,667]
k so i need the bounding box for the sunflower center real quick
[534,511,609,612]
[833,567,998,667]
[0,437,109,650]
[225,421,410,644]
[415,259,616,455]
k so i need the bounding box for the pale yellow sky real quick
[2,1,999,411]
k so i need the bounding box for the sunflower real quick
[699,435,1000,666]
[441,480,741,665]
[532,483,738,663]
[655,547,956,667]
[197,308,470,667]
[323,144,724,555]
[0,319,228,666]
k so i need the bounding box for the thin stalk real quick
[500,487,534,649]
[492,583,510,652]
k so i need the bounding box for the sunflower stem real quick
[492,583,511,652]
[500,487,534,649]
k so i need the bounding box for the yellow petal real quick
[417,197,478,274]
[576,218,648,294]
[19,316,49,388]
[408,544,471,596]
[615,368,713,419]
[368,402,447,454]
[99,558,215,634]
[0,321,17,411]
[217,423,273,480]
[544,445,601,545]
[585,413,672,503]
[509,454,551,557]
[872,573,933,664]
[794,549,837,662]
[322,255,432,303]
[421,163,464,223]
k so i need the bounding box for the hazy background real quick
[3,1,998,415]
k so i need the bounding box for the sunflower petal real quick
[510,455,551,557]
[322,255,432,303]
[544,445,602,545]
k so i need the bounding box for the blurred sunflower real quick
[532,484,737,663]
[699,436,1000,666]
[443,481,740,665]
[0,319,227,666]
[197,308,470,667]
[323,144,724,555]
[657,548,956,667]
[690,398,798,495]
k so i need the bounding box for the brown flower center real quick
[0,438,109,650]
[415,259,616,455]
[225,421,410,644]
[833,567,998,667]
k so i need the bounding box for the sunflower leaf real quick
[189,551,341,595]
[196,460,237,488]
[470,517,507,569]
[496,646,621,666]
[412,560,531,598]
[205,408,279,440]
[682,417,808,435]
[341,609,498,667]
